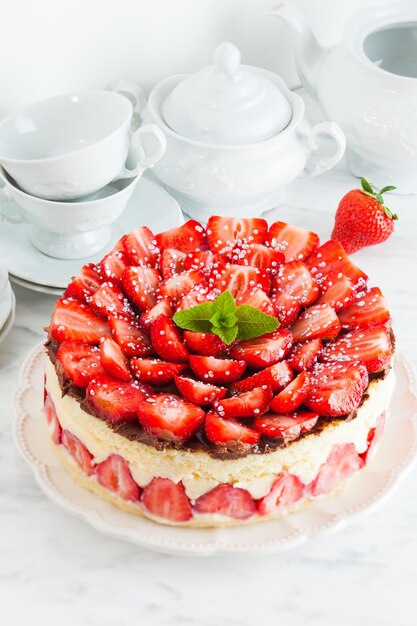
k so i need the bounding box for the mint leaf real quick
[173,288,280,344]
[173,301,215,333]
[235,305,279,341]
[211,324,238,345]
[361,177,374,194]
[380,185,397,194]
[209,290,236,327]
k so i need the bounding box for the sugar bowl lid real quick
[162,42,292,145]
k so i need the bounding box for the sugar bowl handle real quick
[303,122,346,177]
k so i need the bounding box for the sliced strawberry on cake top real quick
[155,220,208,254]
[319,325,393,373]
[230,329,293,369]
[100,337,132,381]
[204,412,260,447]
[265,221,319,262]
[213,386,273,418]
[269,371,310,414]
[150,314,189,363]
[90,282,134,319]
[306,239,368,290]
[131,358,187,386]
[290,304,341,342]
[286,338,322,372]
[253,411,319,442]
[64,263,104,303]
[122,225,160,268]
[56,341,105,388]
[230,361,293,394]
[231,243,284,276]
[304,361,369,417]
[175,375,227,406]
[86,375,152,422]
[212,264,270,298]
[207,216,268,254]
[99,242,130,284]
[314,275,356,311]
[160,248,187,280]
[189,355,247,385]
[108,315,153,358]
[157,270,206,303]
[50,298,110,345]
[337,287,390,330]
[137,394,205,443]
[183,331,228,356]
[122,266,160,311]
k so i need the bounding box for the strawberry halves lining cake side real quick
[44,217,396,527]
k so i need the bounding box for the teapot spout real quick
[268,2,325,99]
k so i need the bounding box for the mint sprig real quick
[173,290,279,344]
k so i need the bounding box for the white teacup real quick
[0,81,166,200]
[0,166,139,260]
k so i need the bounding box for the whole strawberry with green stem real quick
[332,177,398,254]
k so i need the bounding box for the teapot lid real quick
[162,43,292,144]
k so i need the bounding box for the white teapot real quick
[271,1,417,194]
[138,43,345,220]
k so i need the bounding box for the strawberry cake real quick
[44,217,395,527]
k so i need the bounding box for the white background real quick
[0,0,398,115]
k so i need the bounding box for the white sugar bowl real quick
[143,43,346,220]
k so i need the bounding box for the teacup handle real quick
[116,124,167,180]
[303,122,346,177]
[0,185,26,224]
[113,79,148,123]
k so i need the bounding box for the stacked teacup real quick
[0,81,166,259]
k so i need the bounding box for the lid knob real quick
[213,42,241,80]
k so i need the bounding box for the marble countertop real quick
[1,98,417,625]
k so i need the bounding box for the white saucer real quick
[0,289,16,345]
[0,281,13,330]
[13,344,417,556]
[0,177,184,290]
[10,274,63,297]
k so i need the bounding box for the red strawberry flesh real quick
[304,361,369,417]
[95,454,141,501]
[175,375,227,406]
[230,329,293,369]
[189,355,246,385]
[213,386,272,418]
[205,412,260,446]
[50,298,110,345]
[131,358,187,386]
[270,372,310,414]
[319,325,393,373]
[86,375,152,422]
[194,484,256,520]
[137,394,205,442]
[142,477,192,522]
